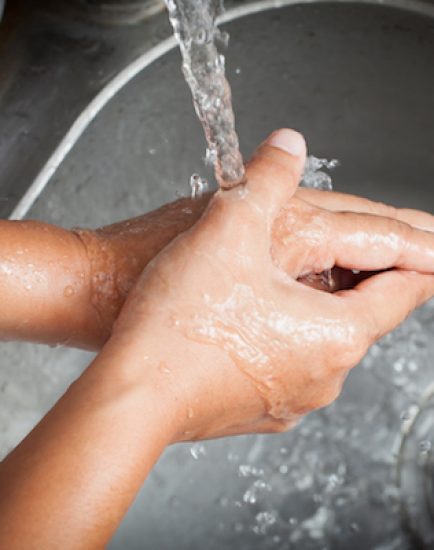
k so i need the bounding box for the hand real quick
[0,194,210,349]
[3,129,434,550]
[107,129,434,442]
[74,193,211,343]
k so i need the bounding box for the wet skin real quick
[1,129,434,549]
[2,178,434,350]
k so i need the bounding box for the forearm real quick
[0,339,179,549]
[0,194,212,350]
[0,220,101,349]
[74,194,212,341]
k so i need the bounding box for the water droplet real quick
[190,443,206,460]
[235,67,241,74]
[238,464,264,478]
[148,148,156,155]
[194,29,210,45]
[243,490,257,504]
[279,464,289,475]
[419,440,431,453]
[393,359,404,372]
[214,54,225,72]
[190,173,208,199]
[301,155,338,191]
[300,427,311,438]
[158,362,172,375]
[227,451,239,463]
[205,147,217,165]
[63,286,74,298]
[408,360,418,372]
[253,511,277,535]
[237,185,248,198]
[243,479,271,503]
[216,30,229,48]
[187,406,194,419]
[400,410,411,421]
[326,473,343,491]
[296,474,315,493]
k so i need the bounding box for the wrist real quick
[90,334,188,444]
[71,195,214,346]
[72,228,121,341]
[103,322,267,443]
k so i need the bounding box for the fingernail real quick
[266,129,306,157]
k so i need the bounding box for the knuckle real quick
[352,300,381,346]
[397,218,412,240]
[290,204,331,252]
[306,382,343,411]
[394,220,413,260]
[374,200,398,220]
[321,315,367,371]
[267,418,298,434]
[338,336,368,370]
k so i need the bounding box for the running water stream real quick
[161,2,434,544]
[164,0,245,189]
[165,0,337,196]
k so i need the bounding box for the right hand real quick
[103,128,434,442]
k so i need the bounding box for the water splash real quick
[189,173,209,199]
[164,0,245,189]
[190,442,206,460]
[301,156,339,191]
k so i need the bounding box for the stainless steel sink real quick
[1,1,434,548]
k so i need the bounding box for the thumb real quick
[245,128,307,218]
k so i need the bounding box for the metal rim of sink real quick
[397,382,434,547]
[9,0,434,221]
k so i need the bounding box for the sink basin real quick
[1,1,434,548]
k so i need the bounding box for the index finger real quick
[326,210,434,274]
[296,188,434,232]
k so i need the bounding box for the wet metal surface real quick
[1,1,434,548]
[0,0,172,218]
